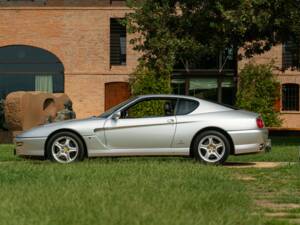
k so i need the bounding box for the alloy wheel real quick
[51,136,79,163]
[198,135,226,163]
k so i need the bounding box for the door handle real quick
[167,119,175,124]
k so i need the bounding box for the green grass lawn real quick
[0,137,299,225]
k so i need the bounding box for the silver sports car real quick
[15,94,271,164]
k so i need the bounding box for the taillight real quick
[256,117,264,129]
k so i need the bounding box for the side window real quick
[121,98,177,118]
[176,99,199,115]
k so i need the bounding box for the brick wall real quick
[0,5,139,118]
[0,131,12,144]
[0,0,126,7]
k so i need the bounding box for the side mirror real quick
[111,111,121,120]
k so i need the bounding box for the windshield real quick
[98,97,138,118]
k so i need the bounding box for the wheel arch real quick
[44,129,88,158]
[189,127,235,157]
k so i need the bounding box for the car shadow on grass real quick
[224,162,256,166]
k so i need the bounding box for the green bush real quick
[236,63,282,127]
[127,99,167,118]
[130,66,171,96]
[129,66,172,117]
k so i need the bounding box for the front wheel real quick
[192,130,230,165]
[47,132,85,164]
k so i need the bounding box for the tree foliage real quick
[130,64,171,96]
[236,63,282,127]
[126,1,179,95]
[126,0,300,65]
[126,0,300,117]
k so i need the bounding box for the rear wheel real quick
[193,130,230,165]
[47,132,85,164]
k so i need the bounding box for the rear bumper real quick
[265,139,272,152]
[228,128,271,155]
[14,137,46,156]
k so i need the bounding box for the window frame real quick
[282,40,300,71]
[0,45,64,99]
[281,83,300,112]
[171,72,236,105]
[110,18,127,66]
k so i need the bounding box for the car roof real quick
[136,94,200,101]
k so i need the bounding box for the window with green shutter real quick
[110,18,127,66]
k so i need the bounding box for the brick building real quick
[240,44,300,128]
[0,0,299,128]
[0,0,138,119]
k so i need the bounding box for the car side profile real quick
[15,94,271,164]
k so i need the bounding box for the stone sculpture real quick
[54,100,76,122]
[5,91,72,132]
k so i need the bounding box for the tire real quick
[192,130,230,165]
[46,131,85,164]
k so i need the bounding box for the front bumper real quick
[14,137,47,156]
[229,128,271,155]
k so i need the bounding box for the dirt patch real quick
[255,200,300,210]
[256,200,300,223]
[288,218,300,224]
[266,217,300,225]
[225,162,289,168]
[265,212,291,217]
[235,174,256,181]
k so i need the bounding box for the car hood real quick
[17,117,105,138]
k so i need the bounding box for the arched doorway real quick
[0,45,64,99]
[105,82,130,110]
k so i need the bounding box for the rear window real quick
[176,99,199,115]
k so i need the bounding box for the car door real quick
[104,97,177,150]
